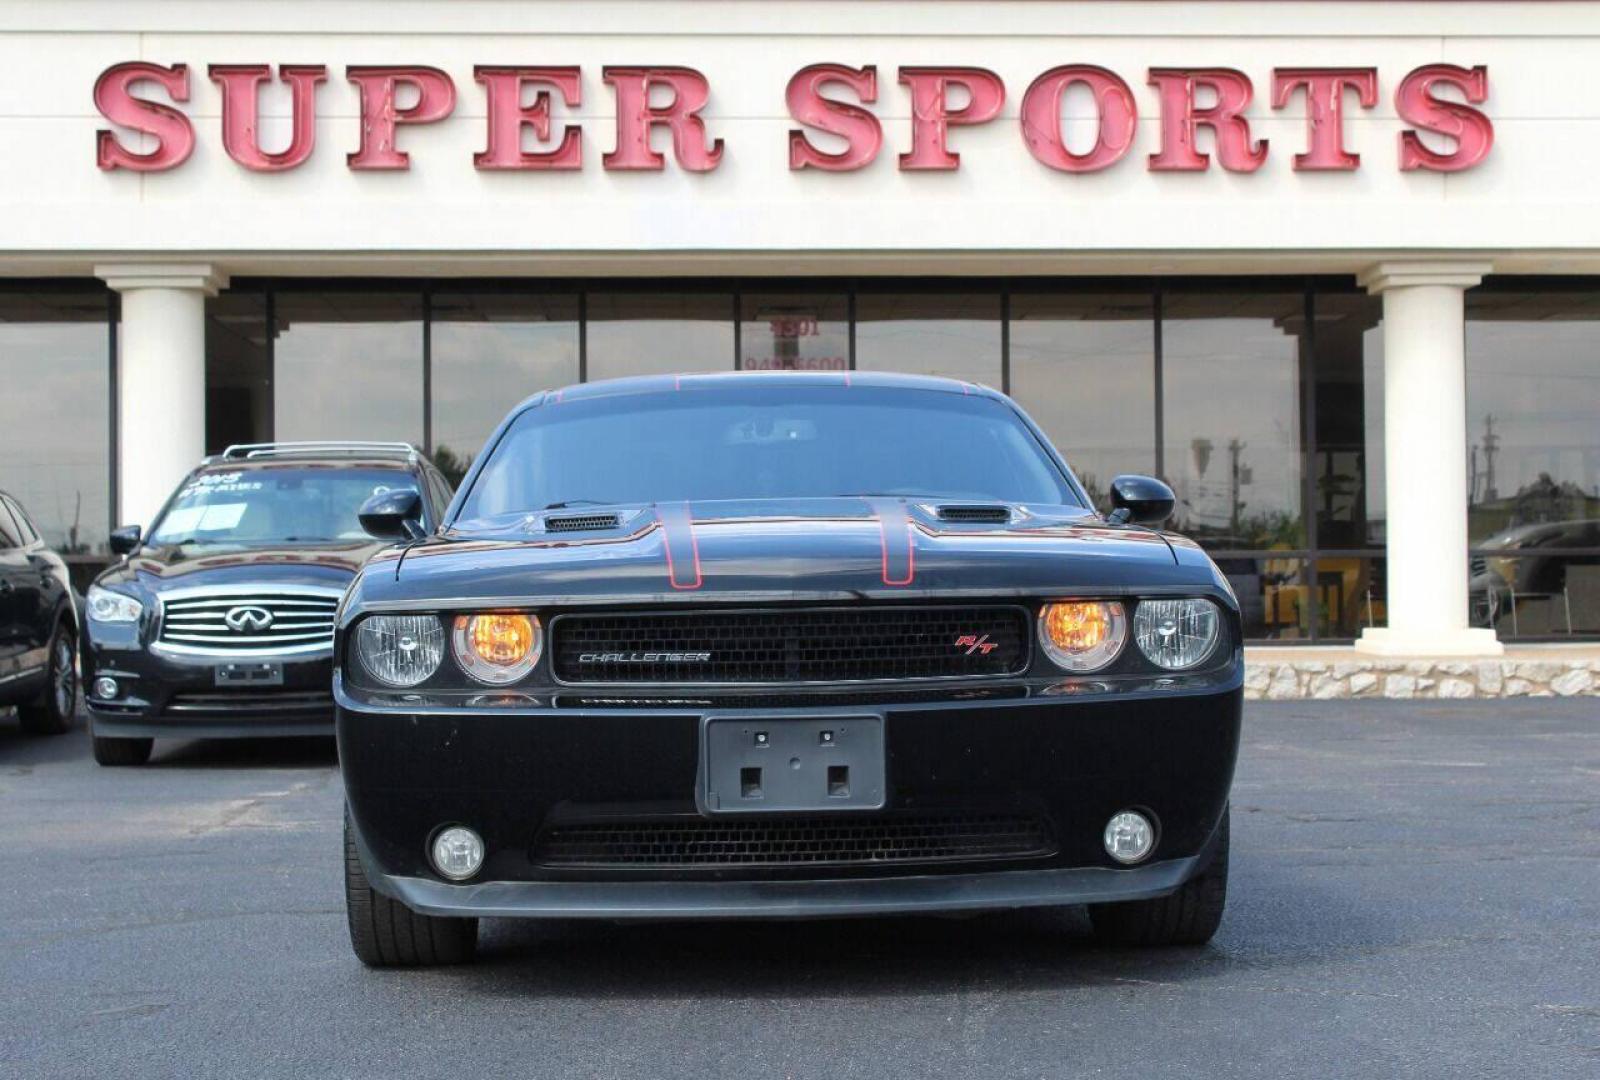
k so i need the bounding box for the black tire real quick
[18,620,77,735]
[344,811,477,967]
[92,733,153,766]
[1089,808,1229,947]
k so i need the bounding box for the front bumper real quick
[365,849,1217,920]
[82,636,335,738]
[339,669,1242,918]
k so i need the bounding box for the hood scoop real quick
[544,512,622,533]
[934,504,1014,524]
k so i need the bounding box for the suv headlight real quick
[452,613,542,685]
[87,585,142,623]
[1133,599,1221,670]
[355,614,445,688]
[1038,600,1127,672]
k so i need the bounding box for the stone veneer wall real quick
[1242,654,1600,700]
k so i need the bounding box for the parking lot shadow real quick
[152,735,339,769]
[459,906,1241,1000]
[0,709,93,767]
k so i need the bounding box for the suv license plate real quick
[700,715,886,815]
[214,662,283,688]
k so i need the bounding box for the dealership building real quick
[2,0,1599,669]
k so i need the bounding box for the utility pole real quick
[1228,438,1248,536]
[1482,414,1499,502]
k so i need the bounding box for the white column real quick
[1355,261,1502,658]
[95,264,228,531]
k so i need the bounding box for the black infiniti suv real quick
[0,490,78,736]
[83,443,453,766]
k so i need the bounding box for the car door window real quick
[0,501,20,548]
[4,498,38,545]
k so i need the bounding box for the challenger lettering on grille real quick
[578,651,712,664]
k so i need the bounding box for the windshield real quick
[147,467,417,546]
[457,385,1080,523]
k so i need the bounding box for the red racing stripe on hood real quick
[656,501,702,590]
[868,497,916,586]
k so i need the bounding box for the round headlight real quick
[1038,600,1126,672]
[355,614,445,688]
[1133,598,1221,670]
[452,612,542,685]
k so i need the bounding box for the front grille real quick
[157,589,341,653]
[533,812,1055,868]
[166,690,334,716]
[1470,556,1488,577]
[552,606,1029,684]
[546,513,621,532]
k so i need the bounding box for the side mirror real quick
[1107,475,1176,527]
[359,488,426,542]
[109,524,142,555]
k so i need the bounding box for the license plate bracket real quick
[699,714,886,814]
[214,662,283,688]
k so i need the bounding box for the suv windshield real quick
[147,467,417,547]
[458,384,1079,523]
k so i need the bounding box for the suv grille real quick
[157,589,341,654]
[533,813,1055,868]
[552,606,1029,684]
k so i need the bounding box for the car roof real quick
[509,370,1001,413]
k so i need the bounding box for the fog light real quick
[93,676,119,700]
[1103,810,1155,865]
[429,825,485,881]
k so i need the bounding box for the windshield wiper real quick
[543,499,615,510]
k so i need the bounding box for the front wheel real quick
[1088,808,1229,947]
[344,811,477,967]
[18,621,76,735]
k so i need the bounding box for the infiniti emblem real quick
[224,605,274,633]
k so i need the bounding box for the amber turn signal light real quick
[1038,600,1127,673]
[452,612,543,685]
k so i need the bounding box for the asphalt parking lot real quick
[1,701,1596,1079]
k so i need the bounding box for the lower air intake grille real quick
[552,605,1029,683]
[533,813,1055,868]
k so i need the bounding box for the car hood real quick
[352,499,1227,609]
[95,540,379,595]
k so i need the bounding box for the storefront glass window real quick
[430,291,580,485]
[854,293,1002,386]
[1162,290,1307,554]
[739,293,848,371]
[274,292,425,445]
[205,290,272,454]
[586,292,734,380]
[1310,292,1385,551]
[1467,289,1600,638]
[0,288,112,558]
[1010,291,1155,509]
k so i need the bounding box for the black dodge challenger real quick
[337,372,1240,967]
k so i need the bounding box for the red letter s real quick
[94,62,195,172]
[787,64,881,171]
[1397,64,1492,172]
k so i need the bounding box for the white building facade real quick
[4,0,1600,655]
